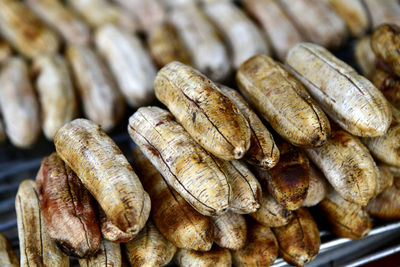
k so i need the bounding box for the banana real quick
[212,211,246,250]
[0,232,19,267]
[78,240,121,267]
[174,246,231,267]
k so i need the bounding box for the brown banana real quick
[169,4,231,82]
[369,68,400,110]
[272,207,320,267]
[0,232,19,267]
[54,118,151,241]
[16,180,69,266]
[128,106,231,216]
[26,0,90,45]
[354,35,376,77]
[216,84,279,169]
[375,163,394,196]
[243,0,304,61]
[286,42,392,137]
[305,126,378,206]
[36,152,101,258]
[367,177,400,221]
[278,0,347,48]
[155,61,251,160]
[124,220,176,267]
[66,45,125,132]
[174,245,232,267]
[32,55,78,140]
[371,24,400,77]
[302,163,328,207]
[249,191,293,227]
[212,211,246,250]
[148,21,192,68]
[231,218,278,267]
[0,0,59,58]
[98,207,135,243]
[0,57,41,148]
[236,54,330,148]
[211,157,261,214]
[203,0,270,69]
[132,147,213,251]
[78,240,121,267]
[318,188,372,239]
[327,0,370,37]
[253,140,310,210]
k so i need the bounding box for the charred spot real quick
[56,242,81,258]
[155,121,164,127]
[146,145,160,157]
[192,112,196,123]
[164,114,175,121]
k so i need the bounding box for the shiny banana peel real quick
[0,39,12,63]
[354,36,376,77]
[36,153,101,258]
[249,191,293,227]
[278,0,347,49]
[66,45,125,132]
[367,177,400,221]
[128,107,231,217]
[0,57,41,148]
[54,119,151,240]
[211,157,261,214]
[26,0,90,45]
[286,42,392,137]
[305,127,378,206]
[124,220,176,267]
[155,62,251,160]
[95,24,156,108]
[132,147,213,251]
[302,163,328,207]
[78,240,121,267]
[67,0,137,32]
[253,140,310,210]
[216,84,279,169]
[231,218,278,267]
[148,21,192,68]
[243,0,304,61]
[327,0,369,38]
[318,188,372,239]
[0,0,59,58]
[174,245,232,267]
[212,211,246,250]
[272,208,320,267]
[236,55,330,148]
[203,0,270,69]
[371,24,400,77]
[16,180,69,266]
[170,4,230,82]
[363,0,400,28]
[0,232,19,267]
[32,55,78,140]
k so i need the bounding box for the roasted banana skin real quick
[26,0,90,45]
[243,0,305,61]
[236,54,330,148]
[54,119,151,241]
[32,55,78,140]
[367,177,400,221]
[128,106,231,217]
[305,126,379,206]
[36,153,101,258]
[371,24,400,78]
[231,218,278,267]
[124,220,176,267]
[217,84,279,169]
[0,0,59,58]
[0,38,12,63]
[212,211,247,250]
[66,45,125,132]
[318,188,372,239]
[78,239,121,267]
[16,180,69,267]
[0,57,41,148]
[363,0,400,28]
[0,232,19,267]
[302,163,328,207]
[272,208,320,267]
[174,245,232,267]
[132,147,213,251]
[286,42,392,137]
[354,36,376,77]
[95,24,157,108]
[155,61,251,160]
